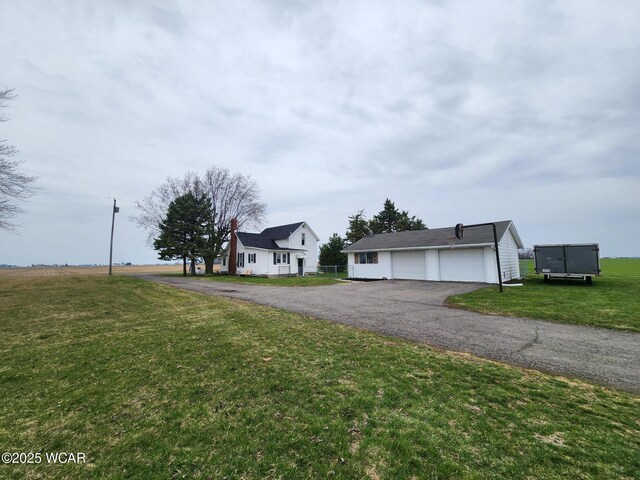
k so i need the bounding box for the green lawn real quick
[167,271,347,286]
[447,258,640,332]
[1,275,638,479]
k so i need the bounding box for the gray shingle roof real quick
[235,222,306,251]
[342,220,515,252]
[260,222,305,240]
[236,232,281,250]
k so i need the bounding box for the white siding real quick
[426,250,440,281]
[391,251,427,280]
[236,248,271,276]
[484,247,498,284]
[348,251,392,279]
[267,251,293,276]
[285,223,319,274]
[440,248,486,282]
[498,227,521,281]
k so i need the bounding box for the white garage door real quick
[439,249,486,282]
[392,251,426,280]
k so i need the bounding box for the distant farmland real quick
[0,264,184,278]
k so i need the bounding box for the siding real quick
[426,250,440,280]
[498,227,521,281]
[348,251,392,278]
[275,224,318,274]
[289,225,318,274]
[237,247,270,276]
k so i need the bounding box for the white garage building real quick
[343,220,523,284]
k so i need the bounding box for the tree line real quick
[319,199,426,269]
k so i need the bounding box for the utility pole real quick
[108,198,119,275]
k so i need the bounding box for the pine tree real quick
[319,233,347,269]
[345,210,372,244]
[369,199,426,234]
[153,192,212,276]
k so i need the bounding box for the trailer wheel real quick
[586,276,593,285]
[543,275,549,282]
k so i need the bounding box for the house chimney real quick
[228,217,238,275]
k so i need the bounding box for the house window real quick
[248,253,256,264]
[222,256,226,267]
[301,233,306,246]
[273,252,289,264]
[237,252,244,268]
[354,252,378,264]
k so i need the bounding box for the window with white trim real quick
[237,252,244,268]
[248,253,257,264]
[301,233,306,246]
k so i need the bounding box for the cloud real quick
[0,0,639,264]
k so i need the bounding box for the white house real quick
[221,221,319,276]
[342,220,523,284]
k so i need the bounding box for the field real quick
[448,258,640,332]
[0,264,184,278]
[1,274,638,479]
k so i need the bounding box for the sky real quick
[1,0,639,265]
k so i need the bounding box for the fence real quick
[317,265,346,277]
[519,259,532,278]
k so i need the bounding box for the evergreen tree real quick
[369,198,426,233]
[153,192,212,276]
[396,210,426,231]
[319,233,347,269]
[345,209,372,244]
[369,199,400,234]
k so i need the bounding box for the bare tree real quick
[0,88,38,231]
[133,166,267,273]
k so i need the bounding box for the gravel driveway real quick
[136,275,640,394]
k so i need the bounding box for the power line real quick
[38,190,138,204]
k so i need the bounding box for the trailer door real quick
[565,245,600,274]
[535,246,565,273]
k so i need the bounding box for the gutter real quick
[342,243,494,254]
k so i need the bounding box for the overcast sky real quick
[1,0,639,265]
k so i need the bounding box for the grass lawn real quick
[1,275,638,479]
[166,272,348,286]
[447,258,640,332]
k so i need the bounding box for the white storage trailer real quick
[534,244,601,285]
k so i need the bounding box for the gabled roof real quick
[232,221,312,251]
[260,222,305,240]
[342,220,523,252]
[236,232,283,250]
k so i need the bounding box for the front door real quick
[298,258,304,276]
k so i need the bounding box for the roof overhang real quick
[342,243,494,254]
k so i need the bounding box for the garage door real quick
[392,251,426,280]
[439,249,486,282]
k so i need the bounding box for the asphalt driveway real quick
[136,275,640,394]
